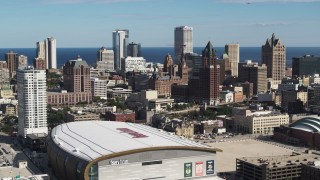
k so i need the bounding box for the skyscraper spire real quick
[202,41,216,67]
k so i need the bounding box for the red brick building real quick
[149,53,188,97]
[47,56,92,106]
[5,51,17,78]
[63,56,91,93]
[189,41,220,105]
[47,91,92,106]
[33,58,46,70]
[105,111,135,123]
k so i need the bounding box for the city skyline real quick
[0,0,319,48]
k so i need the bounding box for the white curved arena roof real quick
[51,121,214,161]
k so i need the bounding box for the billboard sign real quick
[184,162,192,177]
[195,162,203,176]
[206,160,214,175]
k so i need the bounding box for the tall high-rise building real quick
[127,42,141,57]
[46,37,57,69]
[238,60,268,94]
[5,51,17,78]
[36,41,46,59]
[96,47,114,72]
[113,29,129,70]
[262,33,286,88]
[16,55,28,70]
[174,26,193,62]
[225,44,240,77]
[36,37,57,69]
[17,67,48,138]
[0,61,9,83]
[63,56,91,93]
[189,41,220,105]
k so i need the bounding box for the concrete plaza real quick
[209,139,294,173]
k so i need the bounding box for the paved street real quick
[207,139,295,180]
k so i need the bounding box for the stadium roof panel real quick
[290,117,320,133]
[51,121,219,161]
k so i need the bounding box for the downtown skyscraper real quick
[46,37,57,69]
[17,67,48,138]
[5,51,17,78]
[225,43,240,77]
[113,29,129,71]
[189,41,220,105]
[262,33,286,89]
[36,37,57,69]
[174,26,193,62]
[96,47,114,72]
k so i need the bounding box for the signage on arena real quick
[116,128,148,138]
[195,162,203,176]
[110,159,129,165]
[184,162,192,177]
[206,160,214,175]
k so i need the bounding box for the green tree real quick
[3,115,18,126]
[1,124,12,134]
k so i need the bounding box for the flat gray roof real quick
[51,121,216,161]
[238,153,320,168]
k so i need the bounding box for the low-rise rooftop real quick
[238,152,320,168]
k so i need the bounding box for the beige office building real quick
[233,107,289,134]
[262,33,286,89]
[238,60,268,94]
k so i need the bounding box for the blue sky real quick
[0,0,319,48]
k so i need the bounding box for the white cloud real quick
[254,22,291,27]
[218,0,320,3]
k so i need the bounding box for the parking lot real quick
[0,132,43,179]
[195,132,259,144]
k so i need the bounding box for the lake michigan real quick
[0,47,319,68]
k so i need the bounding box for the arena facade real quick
[47,121,222,180]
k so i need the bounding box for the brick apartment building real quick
[47,56,92,106]
[105,111,136,123]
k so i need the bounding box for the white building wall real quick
[220,91,234,103]
[97,48,114,71]
[98,150,217,179]
[235,112,289,134]
[17,67,48,137]
[91,78,108,99]
[16,55,28,70]
[225,44,240,77]
[121,56,147,73]
[36,41,46,59]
